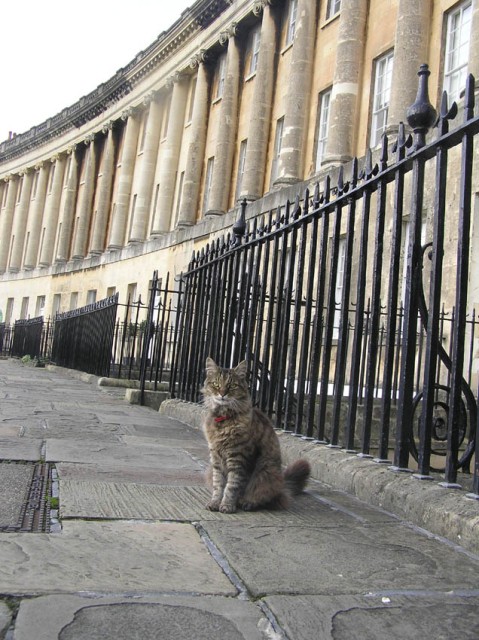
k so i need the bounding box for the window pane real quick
[326,0,341,19]
[444,2,472,102]
[270,118,284,188]
[248,27,261,75]
[235,140,248,201]
[203,157,215,212]
[370,52,394,148]
[286,0,298,45]
[315,89,332,169]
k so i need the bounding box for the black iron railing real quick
[171,66,479,496]
[51,294,118,376]
[10,317,53,359]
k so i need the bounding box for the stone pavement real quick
[0,359,478,639]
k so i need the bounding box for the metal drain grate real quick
[0,462,52,533]
[21,462,52,533]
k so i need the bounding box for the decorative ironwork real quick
[169,67,479,496]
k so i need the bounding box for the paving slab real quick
[124,421,205,439]
[45,438,204,472]
[0,463,33,528]
[121,434,209,457]
[94,411,169,426]
[58,481,399,527]
[200,520,479,597]
[0,437,42,461]
[14,594,271,640]
[0,520,235,596]
[56,461,207,486]
[60,482,213,519]
[264,593,479,640]
[21,420,126,441]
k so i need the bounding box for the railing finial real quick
[233,198,247,244]
[406,63,437,150]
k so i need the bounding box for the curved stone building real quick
[0,0,477,322]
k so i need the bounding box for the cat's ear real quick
[235,360,248,378]
[205,357,218,374]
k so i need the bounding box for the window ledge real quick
[281,42,294,56]
[321,12,340,29]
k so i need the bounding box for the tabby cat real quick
[202,357,311,513]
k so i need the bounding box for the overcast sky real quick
[0,1,192,142]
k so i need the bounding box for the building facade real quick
[0,0,478,323]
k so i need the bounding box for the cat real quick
[201,357,311,513]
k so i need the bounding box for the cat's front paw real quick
[206,499,221,511]
[219,501,237,514]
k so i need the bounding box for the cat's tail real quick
[283,459,311,495]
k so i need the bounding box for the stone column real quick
[240,1,278,201]
[108,108,140,249]
[89,122,115,255]
[151,74,189,234]
[56,146,79,264]
[8,170,34,272]
[275,0,317,186]
[323,0,368,166]
[387,0,432,132]
[177,52,210,227]
[0,176,17,273]
[129,93,162,242]
[24,163,49,269]
[468,0,479,82]
[206,26,242,214]
[71,135,96,259]
[38,154,66,267]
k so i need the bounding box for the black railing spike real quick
[258,214,265,235]
[406,63,437,150]
[303,188,310,215]
[392,121,411,158]
[274,204,282,229]
[437,90,457,136]
[285,199,291,225]
[324,174,331,201]
[350,156,359,187]
[251,216,258,238]
[293,193,301,218]
[337,165,344,194]
[464,74,475,121]
[313,182,320,209]
[364,148,373,180]
[379,133,388,171]
[233,198,247,244]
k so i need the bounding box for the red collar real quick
[214,415,228,423]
